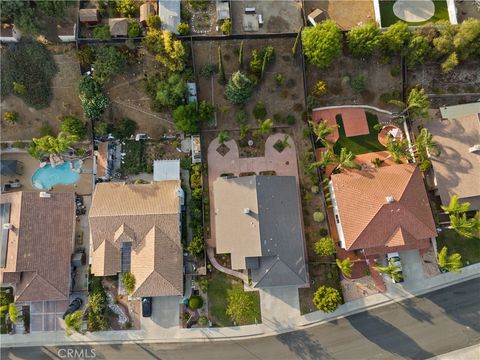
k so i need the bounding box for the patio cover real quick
[0,160,18,175]
[153,160,180,181]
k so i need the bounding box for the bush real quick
[419,159,432,172]
[61,116,87,140]
[313,211,325,222]
[197,315,208,326]
[1,42,57,109]
[187,235,204,256]
[77,46,95,66]
[188,295,204,310]
[178,22,190,36]
[200,63,217,78]
[65,310,83,336]
[311,185,319,194]
[174,102,201,134]
[121,272,136,294]
[314,237,336,256]
[143,14,160,29]
[3,111,18,125]
[144,29,187,73]
[249,46,275,75]
[286,115,296,125]
[92,46,126,84]
[312,81,327,96]
[116,0,139,17]
[302,20,342,68]
[220,19,232,36]
[180,158,191,170]
[78,76,110,120]
[12,141,27,149]
[253,101,267,120]
[154,73,188,109]
[319,228,329,237]
[93,25,111,40]
[350,74,366,92]
[313,286,342,313]
[112,118,138,139]
[224,71,254,105]
[95,121,109,136]
[127,21,142,38]
[275,73,285,86]
[235,110,248,126]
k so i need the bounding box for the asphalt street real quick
[2,278,479,360]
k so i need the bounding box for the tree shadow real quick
[276,329,334,360]
[398,298,434,324]
[347,312,435,360]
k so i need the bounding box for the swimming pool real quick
[32,161,81,190]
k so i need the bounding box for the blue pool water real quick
[32,161,81,190]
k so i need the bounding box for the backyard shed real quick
[140,2,157,26]
[108,18,128,37]
[79,8,100,24]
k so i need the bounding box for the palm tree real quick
[253,118,273,137]
[307,148,337,171]
[441,195,471,215]
[449,212,480,239]
[385,137,410,163]
[389,87,431,120]
[437,246,462,273]
[64,310,83,336]
[335,148,360,171]
[309,119,337,147]
[414,128,440,160]
[336,257,353,278]
[374,258,403,283]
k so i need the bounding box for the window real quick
[121,242,132,273]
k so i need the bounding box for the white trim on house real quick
[329,180,346,249]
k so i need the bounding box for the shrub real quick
[154,73,188,109]
[249,46,275,75]
[200,63,217,78]
[116,0,139,17]
[314,237,336,256]
[3,111,18,125]
[144,29,187,72]
[95,121,109,136]
[319,228,329,237]
[350,74,366,92]
[1,42,57,109]
[235,110,248,126]
[178,22,190,35]
[187,235,204,256]
[121,272,136,294]
[93,25,111,40]
[220,19,232,35]
[312,81,327,96]
[127,21,142,38]
[441,52,459,74]
[253,101,267,120]
[197,315,208,326]
[286,114,296,125]
[112,118,138,139]
[77,46,95,66]
[147,15,162,29]
[12,141,27,149]
[225,71,254,105]
[275,73,285,86]
[313,286,342,312]
[198,100,215,123]
[311,185,319,194]
[346,21,380,58]
[61,116,87,140]
[92,46,126,84]
[419,159,432,172]
[313,211,325,222]
[78,76,110,120]
[65,310,83,336]
[173,102,201,134]
[302,20,342,68]
[188,295,204,310]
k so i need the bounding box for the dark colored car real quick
[142,297,153,317]
[63,297,83,319]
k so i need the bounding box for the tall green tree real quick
[390,87,431,120]
[336,258,353,278]
[302,20,342,68]
[29,132,79,158]
[415,128,439,161]
[406,32,432,67]
[346,21,380,58]
[432,21,458,58]
[453,18,480,60]
[226,287,260,325]
[155,73,187,108]
[380,21,411,56]
[441,195,471,215]
[144,29,186,72]
[92,46,125,84]
[313,286,342,313]
[61,116,87,140]
[238,41,244,67]
[385,137,410,163]
[224,71,254,105]
[437,246,462,273]
[307,148,337,171]
[173,102,201,133]
[374,258,403,282]
[449,213,480,239]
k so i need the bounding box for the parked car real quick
[142,297,153,317]
[386,252,404,283]
[63,297,83,319]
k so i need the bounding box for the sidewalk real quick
[2,263,479,348]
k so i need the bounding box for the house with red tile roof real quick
[0,192,75,302]
[329,164,437,257]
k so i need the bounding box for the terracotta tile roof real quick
[89,182,182,297]
[0,192,75,302]
[331,164,437,253]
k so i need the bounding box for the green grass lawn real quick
[333,112,385,155]
[380,0,449,27]
[120,140,148,175]
[436,229,480,266]
[207,271,261,327]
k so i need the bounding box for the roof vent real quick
[39,192,51,198]
[386,195,395,203]
[469,144,480,153]
[244,208,251,214]
[2,223,13,231]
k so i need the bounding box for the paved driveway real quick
[399,250,426,288]
[259,286,300,330]
[141,296,180,331]
[30,300,69,332]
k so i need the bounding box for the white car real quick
[386,252,404,283]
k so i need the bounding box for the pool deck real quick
[1,152,94,195]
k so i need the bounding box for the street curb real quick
[2,273,479,348]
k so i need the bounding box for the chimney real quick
[244,208,251,214]
[386,195,395,203]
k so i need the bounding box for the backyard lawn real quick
[379,0,449,27]
[333,112,385,155]
[436,229,480,266]
[207,271,261,327]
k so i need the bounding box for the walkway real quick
[206,247,247,282]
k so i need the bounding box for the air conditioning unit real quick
[39,192,51,198]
